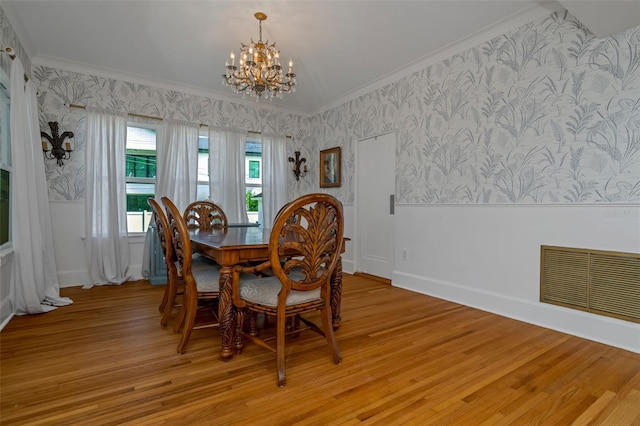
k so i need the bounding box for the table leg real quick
[330,257,343,329]
[218,265,235,361]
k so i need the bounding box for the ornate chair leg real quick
[276,313,287,387]
[235,307,246,354]
[248,311,258,336]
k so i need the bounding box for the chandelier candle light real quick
[223,12,296,100]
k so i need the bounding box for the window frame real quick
[244,138,262,224]
[196,127,210,201]
[125,122,160,235]
[0,71,12,250]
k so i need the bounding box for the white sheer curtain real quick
[261,134,288,227]
[10,58,72,314]
[155,119,199,211]
[141,119,199,277]
[209,127,248,223]
[85,108,130,287]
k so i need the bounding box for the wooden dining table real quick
[189,225,346,361]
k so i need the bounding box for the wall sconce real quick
[41,121,73,166]
[288,151,307,181]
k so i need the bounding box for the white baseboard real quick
[392,271,640,354]
[0,296,14,331]
[342,259,355,275]
[58,264,145,288]
[58,269,91,288]
[129,264,144,281]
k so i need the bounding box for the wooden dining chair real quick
[230,193,344,387]
[162,196,223,354]
[183,200,228,230]
[147,197,183,327]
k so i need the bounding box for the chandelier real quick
[222,12,296,100]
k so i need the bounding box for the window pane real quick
[249,160,260,179]
[126,125,156,233]
[246,188,261,224]
[0,169,9,245]
[197,131,209,200]
[0,82,10,166]
[196,182,209,201]
[126,182,155,233]
[0,80,10,245]
[127,154,156,178]
[245,140,262,224]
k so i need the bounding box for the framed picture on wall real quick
[320,147,341,188]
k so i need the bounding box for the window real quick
[245,139,262,224]
[196,128,210,200]
[201,131,263,223]
[249,160,260,179]
[125,125,157,233]
[0,78,10,246]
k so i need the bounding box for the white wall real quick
[0,247,14,327]
[391,204,640,353]
[49,201,87,286]
[342,204,355,274]
[51,201,147,287]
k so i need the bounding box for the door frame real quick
[354,130,397,280]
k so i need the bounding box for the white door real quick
[356,132,396,280]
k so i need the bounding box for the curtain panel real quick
[85,108,130,286]
[261,134,288,227]
[10,57,72,313]
[141,119,199,278]
[209,127,248,223]
[155,119,199,212]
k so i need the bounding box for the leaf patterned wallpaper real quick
[19,9,640,204]
[32,70,310,201]
[309,11,640,204]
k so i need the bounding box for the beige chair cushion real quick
[239,273,321,307]
[191,254,221,293]
[178,254,255,293]
[175,254,220,293]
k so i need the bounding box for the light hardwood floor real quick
[1,275,639,425]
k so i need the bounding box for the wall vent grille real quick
[540,246,639,323]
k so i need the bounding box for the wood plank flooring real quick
[1,275,639,425]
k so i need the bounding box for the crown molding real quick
[310,2,564,117]
[28,2,562,120]
[31,54,308,118]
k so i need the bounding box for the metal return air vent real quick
[540,245,640,323]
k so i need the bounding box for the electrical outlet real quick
[401,248,409,261]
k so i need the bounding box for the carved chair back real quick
[183,201,228,230]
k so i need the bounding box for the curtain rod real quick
[1,47,30,82]
[66,103,291,137]
[65,102,187,124]
[1,47,16,60]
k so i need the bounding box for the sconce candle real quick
[288,151,307,181]
[41,121,74,166]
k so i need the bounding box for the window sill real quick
[0,243,14,266]
[128,233,147,244]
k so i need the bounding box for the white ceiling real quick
[4,1,638,116]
